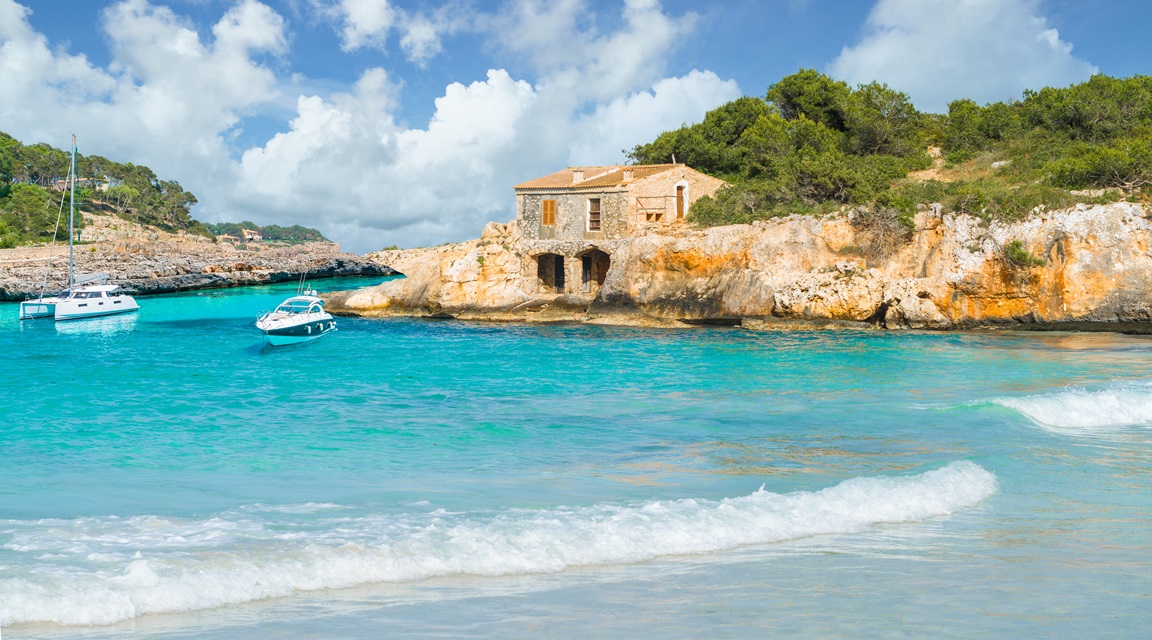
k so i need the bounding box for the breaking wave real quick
[0,461,996,627]
[992,381,1152,434]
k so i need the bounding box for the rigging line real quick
[37,168,70,300]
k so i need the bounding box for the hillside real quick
[205,221,328,244]
[0,131,211,247]
[629,71,1152,230]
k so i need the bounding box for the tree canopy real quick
[0,131,210,246]
[205,221,328,244]
[629,70,1152,228]
[629,69,930,226]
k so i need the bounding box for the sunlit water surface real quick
[1,277,1150,638]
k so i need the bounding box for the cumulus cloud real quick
[315,0,396,51]
[0,0,285,188]
[0,0,737,252]
[497,0,698,101]
[312,0,466,66]
[570,70,740,165]
[828,0,1097,112]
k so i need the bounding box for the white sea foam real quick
[0,461,997,627]
[993,382,1152,434]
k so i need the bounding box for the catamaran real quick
[18,135,140,321]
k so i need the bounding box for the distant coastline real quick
[0,211,389,301]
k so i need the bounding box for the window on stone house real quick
[587,198,601,231]
[542,199,556,225]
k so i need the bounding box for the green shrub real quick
[1047,135,1152,190]
[1003,239,1046,267]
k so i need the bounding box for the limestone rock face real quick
[328,221,537,320]
[327,202,1152,331]
[0,212,387,300]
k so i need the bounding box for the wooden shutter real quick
[588,198,601,231]
[542,199,556,225]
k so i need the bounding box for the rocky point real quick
[324,202,1152,332]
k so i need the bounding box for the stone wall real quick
[518,190,630,241]
[627,166,727,229]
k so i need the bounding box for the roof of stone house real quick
[514,164,683,190]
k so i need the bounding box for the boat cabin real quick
[61,285,130,300]
[275,297,324,315]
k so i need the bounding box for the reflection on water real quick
[54,313,138,336]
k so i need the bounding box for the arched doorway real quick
[536,253,565,293]
[577,248,611,294]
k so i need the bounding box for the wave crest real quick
[0,461,996,627]
[993,382,1152,433]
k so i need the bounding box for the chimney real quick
[572,169,584,183]
[623,169,634,181]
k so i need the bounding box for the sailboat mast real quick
[68,133,76,290]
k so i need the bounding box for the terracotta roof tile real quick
[514,164,682,190]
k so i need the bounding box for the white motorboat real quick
[256,286,337,346]
[18,135,140,322]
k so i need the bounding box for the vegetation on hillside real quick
[629,71,1152,229]
[0,131,208,247]
[205,221,328,244]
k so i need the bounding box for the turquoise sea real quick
[1,276,1150,638]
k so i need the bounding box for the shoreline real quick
[0,212,391,301]
[324,304,1152,335]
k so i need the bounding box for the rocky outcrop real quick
[0,212,389,300]
[328,201,1152,331]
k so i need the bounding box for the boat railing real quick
[257,310,325,328]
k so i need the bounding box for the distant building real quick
[217,234,241,243]
[241,229,263,242]
[513,164,726,295]
[52,177,109,192]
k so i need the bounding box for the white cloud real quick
[570,70,741,165]
[398,14,441,63]
[322,0,396,51]
[313,0,466,66]
[0,0,737,253]
[497,0,698,102]
[0,0,285,185]
[828,0,1097,112]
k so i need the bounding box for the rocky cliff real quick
[324,202,1152,331]
[0,212,389,300]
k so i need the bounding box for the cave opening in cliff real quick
[536,253,565,293]
[578,248,611,294]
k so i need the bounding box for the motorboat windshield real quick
[275,298,323,314]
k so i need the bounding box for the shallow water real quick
[1,278,1150,638]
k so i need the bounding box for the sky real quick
[1,0,1150,253]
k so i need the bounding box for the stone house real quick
[514,164,726,295]
[242,229,263,242]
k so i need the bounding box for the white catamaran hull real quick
[54,294,140,321]
[19,298,60,320]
